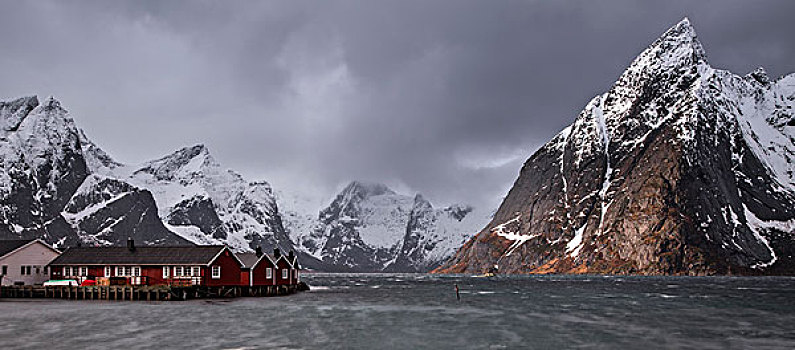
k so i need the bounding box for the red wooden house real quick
[238,248,300,287]
[48,239,244,287]
[275,249,299,286]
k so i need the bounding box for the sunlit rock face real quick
[437,18,795,275]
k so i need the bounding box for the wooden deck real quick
[0,284,300,301]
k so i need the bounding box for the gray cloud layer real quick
[1,0,793,210]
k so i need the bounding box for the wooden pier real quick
[0,284,300,301]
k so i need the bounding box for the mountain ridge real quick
[436,18,795,275]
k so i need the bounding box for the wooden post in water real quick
[455,284,460,301]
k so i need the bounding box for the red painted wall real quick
[251,258,276,286]
[205,249,243,287]
[240,270,249,286]
[275,258,293,285]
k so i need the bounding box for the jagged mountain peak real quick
[1,95,38,132]
[747,67,771,85]
[0,95,39,115]
[344,181,395,197]
[437,18,795,276]
[650,17,705,62]
[412,193,432,210]
[135,143,217,181]
[41,95,64,111]
[614,17,707,95]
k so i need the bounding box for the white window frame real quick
[62,267,67,276]
[266,268,273,279]
[79,267,88,277]
[175,266,184,277]
[282,269,288,279]
[192,267,200,277]
[104,266,111,277]
[211,265,221,279]
[163,266,170,279]
[132,266,141,277]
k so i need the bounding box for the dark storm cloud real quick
[1,0,793,209]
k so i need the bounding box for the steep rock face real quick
[287,181,487,272]
[0,97,89,237]
[436,18,795,275]
[0,96,186,247]
[62,175,187,246]
[165,195,227,240]
[385,195,476,272]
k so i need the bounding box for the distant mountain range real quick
[283,181,489,272]
[0,99,486,271]
[436,18,795,275]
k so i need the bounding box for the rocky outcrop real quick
[436,18,795,276]
[62,175,187,246]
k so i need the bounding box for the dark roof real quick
[49,246,227,265]
[0,240,34,258]
[237,252,260,268]
[237,252,280,268]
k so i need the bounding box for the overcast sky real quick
[1,0,793,210]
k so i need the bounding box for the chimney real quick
[273,248,281,259]
[127,237,135,251]
[255,246,263,258]
[288,250,295,261]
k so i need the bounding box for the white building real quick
[0,239,61,286]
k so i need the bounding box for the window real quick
[62,267,67,276]
[266,268,273,279]
[2,265,7,275]
[132,267,140,277]
[79,267,88,276]
[115,266,134,277]
[105,266,111,277]
[282,269,288,279]
[211,266,221,279]
[175,266,184,277]
[191,267,200,277]
[163,266,170,279]
[21,266,26,275]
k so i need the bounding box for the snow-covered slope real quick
[285,181,489,272]
[82,141,295,253]
[438,18,795,275]
[0,96,186,247]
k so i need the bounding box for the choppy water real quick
[1,274,794,349]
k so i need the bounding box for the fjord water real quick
[1,274,794,349]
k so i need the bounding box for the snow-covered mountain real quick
[83,141,296,253]
[0,96,186,247]
[285,181,489,272]
[0,96,481,271]
[437,18,795,275]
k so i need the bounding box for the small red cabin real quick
[48,241,244,287]
[237,248,300,287]
[275,251,299,286]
